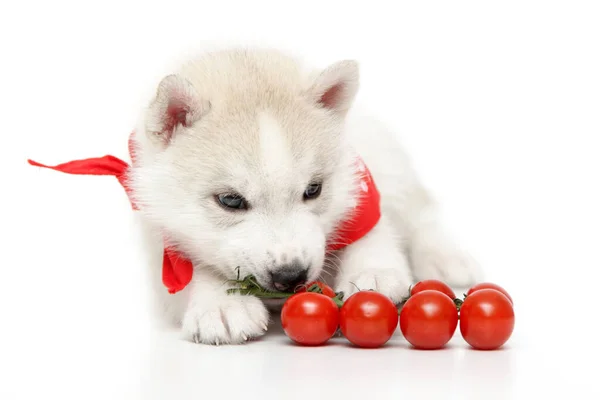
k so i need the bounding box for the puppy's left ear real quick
[306,60,359,116]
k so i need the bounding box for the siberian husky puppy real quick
[128,47,481,345]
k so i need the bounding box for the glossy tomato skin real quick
[281,292,339,346]
[340,291,399,348]
[466,282,513,305]
[410,280,456,300]
[400,290,458,350]
[400,290,458,349]
[460,289,515,350]
[296,281,336,298]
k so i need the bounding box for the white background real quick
[2,1,600,399]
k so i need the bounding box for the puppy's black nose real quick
[270,265,308,292]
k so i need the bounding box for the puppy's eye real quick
[215,193,248,210]
[303,183,322,200]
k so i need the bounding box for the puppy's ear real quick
[145,74,210,145]
[306,60,359,116]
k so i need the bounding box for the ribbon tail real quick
[28,155,136,209]
[28,151,196,295]
[28,155,129,177]
[162,248,194,294]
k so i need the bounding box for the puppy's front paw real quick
[410,239,483,287]
[336,268,411,304]
[181,294,269,345]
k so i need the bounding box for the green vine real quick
[227,273,344,307]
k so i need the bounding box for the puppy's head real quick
[130,50,360,291]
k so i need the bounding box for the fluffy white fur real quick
[128,47,482,345]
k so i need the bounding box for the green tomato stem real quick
[227,275,347,307]
[227,287,295,298]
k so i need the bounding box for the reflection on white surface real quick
[137,314,521,400]
[129,307,596,400]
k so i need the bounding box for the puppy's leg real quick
[334,215,413,303]
[406,187,483,287]
[181,267,269,345]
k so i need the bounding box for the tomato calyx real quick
[303,282,325,293]
[454,295,465,310]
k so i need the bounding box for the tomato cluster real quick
[280,280,515,350]
[281,282,399,347]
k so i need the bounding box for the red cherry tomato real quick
[411,279,456,300]
[296,281,336,298]
[340,291,399,348]
[400,290,458,349]
[281,292,339,346]
[466,282,513,305]
[460,288,515,350]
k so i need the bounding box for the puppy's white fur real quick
[128,47,482,345]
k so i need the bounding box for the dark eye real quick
[215,193,248,210]
[303,182,322,200]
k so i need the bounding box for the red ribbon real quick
[28,136,381,294]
